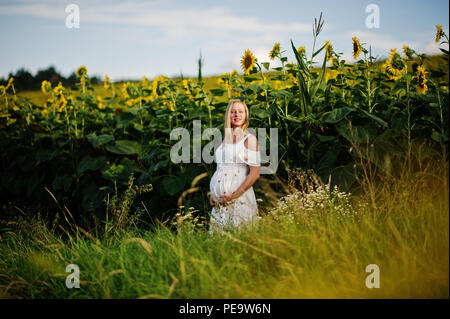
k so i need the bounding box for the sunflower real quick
[289,73,298,86]
[402,45,414,59]
[126,97,138,107]
[142,76,148,86]
[168,100,175,112]
[416,66,428,94]
[97,96,106,109]
[58,92,68,111]
[241,49,256,75]
[53,81,65,95]
[383,49,407,80]
[352,37,361,59]
[297,46,306,57]
[0,85,5,96]
[217,73,232,90]
[76,66,87,78]
[5,77,14,90]
[269,42,281,60]
[104,74,111,89]
[182,79,191,95]
[122,82,139,99]
[41,80,52,94]
[435,25,443,43]
[152,76,167,97]
[41,108,49,117]
[324,41,333,62]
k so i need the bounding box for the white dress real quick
[209,133,261,233]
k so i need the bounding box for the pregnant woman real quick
[209,99,261,233]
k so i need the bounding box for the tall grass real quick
[0,140,448,298]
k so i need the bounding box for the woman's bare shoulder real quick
[244,133,258,151]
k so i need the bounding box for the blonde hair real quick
[223,99,250,143]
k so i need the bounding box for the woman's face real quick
[230,102,246,128]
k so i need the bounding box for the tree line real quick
[0,66,102,91]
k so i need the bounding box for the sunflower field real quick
[0,23,448,230]
[0,13,449,299]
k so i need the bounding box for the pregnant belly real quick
[210,169,246,201]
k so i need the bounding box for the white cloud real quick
[345,29,422,52]
[0,0,311,38]
[423,40,449,55]
[341,29,449,61]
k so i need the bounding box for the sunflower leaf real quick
[290,39,309,75]
[310,50,327,98]
[312,43,327,58]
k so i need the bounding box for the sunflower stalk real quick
[139,92,144,141]
[256,61,271,127]
[200,87,212,128]
[364,48,373,113]
[405,75,412,172]
[3,93,8,108]
[81,77,86,138]
[432,80,447,160]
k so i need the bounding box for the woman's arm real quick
[230,165,260,199]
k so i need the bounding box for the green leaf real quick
[243,76,259,82]
[323,107,355,123]
[262,62,270,70]
[330,162,358,193]
[285,115,307,123]
[432,132,448,142]
[251,106,272,119]
[358,108,388,128]
[209,88,225,96]
[269,90,294,99]
[133,123,144,132]
[439,48,449,55]
[102,164,126,181]
[162,175,186,196]
[35,146,58,162]
[336,123,377,144]
[127,106,140,115]
[105,140,142,156]
[52,175,73,192]
[86,133,115,148]
[248,83,261,93]
[148,159,169,174]
[77,155,108,174]
[312,43,327,58]
[290,39,309,75]
[315,143,342,182]
[391,114,407,133]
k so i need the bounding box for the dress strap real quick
[239,134,250,144]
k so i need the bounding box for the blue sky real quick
[0,0,448,81]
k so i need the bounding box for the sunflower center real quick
[391,54,406,71]
[418,74,425,87]
[244,57,253,68]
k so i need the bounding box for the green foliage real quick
[0,25,448,224]
[0,151,447,298]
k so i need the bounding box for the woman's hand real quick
[220,190,241,206]
[221,193,233,205]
